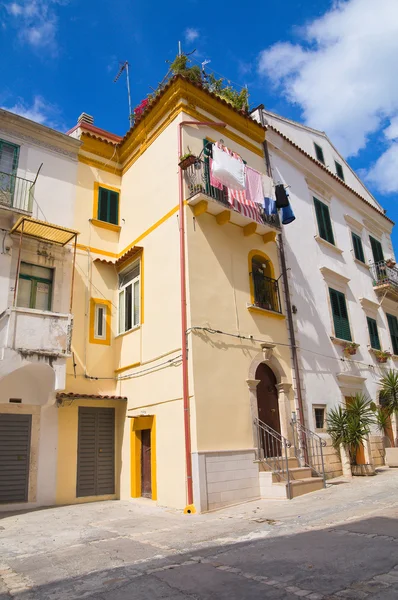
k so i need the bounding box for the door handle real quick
[99,448,103,453]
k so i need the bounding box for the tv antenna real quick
[114,61,133,129]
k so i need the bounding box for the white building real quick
[252,108,397,475]
[0,109,80,510]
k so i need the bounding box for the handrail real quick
[254,417,292,499]
[291,419,326,487]
[0,171,35,213]
[370,260,398,292]
[250,271,282,313]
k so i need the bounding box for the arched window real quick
[250,254,281,313]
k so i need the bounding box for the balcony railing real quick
[0,171,34,213]
[251,272,282,313]
[184,160,280,229]
[370,260,398,296]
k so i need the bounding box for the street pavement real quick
[1,467,398,599]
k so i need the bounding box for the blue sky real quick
[1,0,398,247]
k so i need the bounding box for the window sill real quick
[315,235,343,254]
[91,219,121,233]
[330,336,357,347]
[354,258,370,270]
[90,337,111,346]
[392,355,398,361]
[247,304,285,319]
[115,325,140,339]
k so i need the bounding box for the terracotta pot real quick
[351,464,376,476]
[179,155,197,170]
[344,348,357,356]
[376,356,388,363]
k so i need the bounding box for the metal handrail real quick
[370,260,398,292]
[250,271,282,313]
[291,419,326,487]
[0,171,35,213]
[254,417,292,499]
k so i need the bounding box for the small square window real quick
[335,161,344,181]
[90,299,111,344]
[314,407,326,430]
[314,143,325,164]
[97,186,119,225]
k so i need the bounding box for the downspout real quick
[257,108,306,430]
[178,119,226,513]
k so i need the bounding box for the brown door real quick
[141,429,152,498]
[256,364,281,457]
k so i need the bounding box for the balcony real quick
[0,171,34,213]
[184,160,280,234]
[0,307,73,359]
[370,260,398,300]
[250,272,282,315]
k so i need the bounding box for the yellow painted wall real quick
[56,399,126,505]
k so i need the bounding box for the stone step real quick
[272,466,313,483]
[289,477,324,498]
[257,456,299,471]
[259,472,324,500]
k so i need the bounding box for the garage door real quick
[0,414,32,503]
[76,407,115,497]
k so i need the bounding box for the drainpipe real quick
[178,119,226,513]
[256,108,306,430]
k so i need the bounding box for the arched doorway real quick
[256,363,281,433]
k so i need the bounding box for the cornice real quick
[0,125,79,161]
[320,266,350,286]
[344,214,364,231]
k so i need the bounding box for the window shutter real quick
[314,198,334,245]
[370,236,384,263]
[329,288,352,341]
[367,317,381,350]
[98,188,108,222]
[387,314,398,355]
[352,232,365,263]
[108,191,119,225]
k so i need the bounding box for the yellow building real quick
[57,76,310,512]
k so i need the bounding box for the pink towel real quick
[246,166,263,205]
[209,158,223,190]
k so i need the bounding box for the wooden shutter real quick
[367,317,381,350]
[98,187,109,222]
[329,288,352,341]
[314,198,335,245]
[369,236,384,263]
[108,191,119,225]
[352,232,365,263]
[387,314,398,355]
[0,414,31,503]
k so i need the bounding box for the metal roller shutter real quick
[0,414,32,503]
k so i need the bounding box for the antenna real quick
[178,41,182,56]
[114,61,133,129]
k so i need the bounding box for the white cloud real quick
[1,96,61,129]
[4,1,67,52]
[258,0,398,193]
[185,27,199,43]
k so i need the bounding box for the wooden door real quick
[256,363,280,432]
[141,429,152,498]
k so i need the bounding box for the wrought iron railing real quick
[254,417,292,499]
[184,160,281,228]
[370,260,398,293]
[251,272,282,313]
[291,418,326,486]
[0,171,34,212]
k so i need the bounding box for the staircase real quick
[255,418,326,500]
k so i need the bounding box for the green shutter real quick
[108,191,119,225]
[367,317,381,350]
[98,187,119,225]
[314,198,335,245]
[387,314,398,355]
[352,232,365,263]
[329,288,352,341]
[369,236,384,264]
[314,143,325,164]
[98,188,108,221]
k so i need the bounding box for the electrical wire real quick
[82,354,183,381]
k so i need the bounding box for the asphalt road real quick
[1,468,398,599]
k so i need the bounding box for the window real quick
[118,261,140,334]
[0,139,19,201]
[369,236,384,264]
[351,232,365,263]
[335,161,344,181]
[89,299,111,344]
[314,143,325,164]
[314,197,335,245]
[97,186,119,225]
[329,288,352,341]
[386,313,398,355]
[367,317,381,350]
[313,406,326,431]
[250,254,281,313]
[17,262,53,311]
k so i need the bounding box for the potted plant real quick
[386,258,396,268]
[326,393,376,476]
[179,148,197,170]
[342,342,360,357]
[379,370,398,465]
[373,349,392,364]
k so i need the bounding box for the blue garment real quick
[281,202,296,225]
[264,196,277,215]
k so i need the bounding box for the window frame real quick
[314,143,325,164]
[329,287,352,341]
[17,262,53,311]
[386,313,398,355]
[89,298,111,345]
[314,197,335,245]
[335,160,345,181]
[313,405,326,432]
[92,182,121,231]
[351,231,365,263]
[366,316,381,350]
[118,260,141,335]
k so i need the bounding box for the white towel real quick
[211,144,246,191]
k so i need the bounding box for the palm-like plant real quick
[379,370,398,447]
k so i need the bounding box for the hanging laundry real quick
[211,144,246,191]
[281,202,296,225]
[209,158,223,190]
[246,166,263,205]
[264,196,277,216]
[275,184,290,208]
